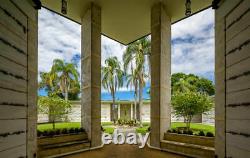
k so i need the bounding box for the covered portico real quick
[1,0,250,157]
[41,0,212,148]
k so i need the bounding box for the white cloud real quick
[38,8,81,77]
[38,7,215,86]
[101,36,126,65]
[171,8,215,81]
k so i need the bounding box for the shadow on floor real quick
[64,144,187,158]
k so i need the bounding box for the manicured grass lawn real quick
[136,122,214,135]
[37,122,114,131]
[103,127,114,134]
[38,122,214,135]
[38,122,81,131]
[171,122,215,134]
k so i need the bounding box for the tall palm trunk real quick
[65,86,68,101]
[112,96,116,123]
[138,81,143,126]
[111,88,116,123]
[64,79,69,101]
[133,91,138,121]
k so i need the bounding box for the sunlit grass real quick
[171,122,215,134]
[37,122,214,135]
[37,122,114,131]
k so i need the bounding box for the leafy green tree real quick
[171,73,215,95]
[123,37,150,123]
[195,78,215,96]
[51,59,79,101]
[38,96,72,129]
[102,57,124,122]
[171,91,213,130]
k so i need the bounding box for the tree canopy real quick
[39,59,80,100]
[171,73,215,95]
[171,91,213,129]
[38,96,72,129]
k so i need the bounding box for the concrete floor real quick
[64,144,186,158]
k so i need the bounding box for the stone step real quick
[38,139,90,158]
[161,140,215,158]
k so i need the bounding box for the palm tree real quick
[51,59,79,101]
[125,66,139,120]
[101,57,124,122]
[123,37,150,123]
[39,71,59,97]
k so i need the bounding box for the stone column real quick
[27,11,38,158]
[150,2,171,148]
[81,3,101,147]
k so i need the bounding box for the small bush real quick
[187,130,193,135]
[55,129,61,135]
[206,132,214,137]
[43,130,49,136]
[37,130,42,137]
[61,128,68,134]
[147,126,151,132]
[69,128,75,133]
[142,122,150,126]
[79,127,85,132]
[172,129,177,133]
[167,129,172,133]
[183,130,188,134]
[75,128,79,133]
[198,131,205,136]
[48,130,55,136]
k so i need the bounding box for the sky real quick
[38,8,214,100]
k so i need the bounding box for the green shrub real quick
[48,130,55,136]
[61,128,68,134]
[198,131,205,136]
[43,130,49,136]
[142,122,150,126]
[172,129,177,133]
[101,122,113,126]
[206,132,214,137]
[187,130,193,135]
[37,127,86,137]
[69,128,75,133]
[79,127,85,132]
[55,129,61,135]
[37,130,42,137]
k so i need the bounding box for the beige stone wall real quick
[0,0,38,157]
[215,0,250,157]
[101,103,111,122]
[141,103,150,122]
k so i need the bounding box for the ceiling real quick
[41,0,212,45]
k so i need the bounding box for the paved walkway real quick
[64,144,186,158]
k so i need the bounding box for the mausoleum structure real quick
[0,0,249,157]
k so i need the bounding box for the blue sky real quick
[38,8,214,100]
